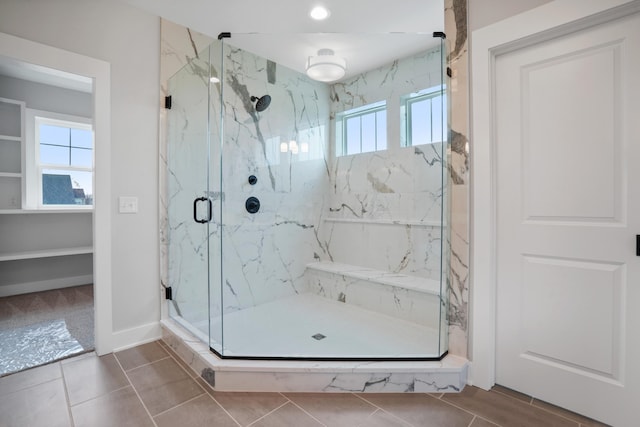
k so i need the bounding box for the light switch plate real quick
[119,196,138,213]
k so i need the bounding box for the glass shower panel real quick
[217,37,331,357]
[437,37,450,356]
[166,47,213,342]
[213,33,449,359]
[207,41,225,355]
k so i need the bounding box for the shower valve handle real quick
[193,197,212,223]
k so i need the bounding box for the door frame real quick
[0,32,113,355]
[469,0,639,390]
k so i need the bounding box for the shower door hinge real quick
[433,31,446,39]
[218,32,231,40]
[447,67,452,78]
[164,96,172,110]
[165,286,173,300]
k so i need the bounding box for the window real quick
[336,101,386,156]
[25,109,94,208]
[401,87,447,147]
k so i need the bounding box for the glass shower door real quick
[166,46,216,344]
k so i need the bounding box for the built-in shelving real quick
[0,97,25,210]
[0,246,93,262]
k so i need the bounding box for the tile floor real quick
[0,340,608,427]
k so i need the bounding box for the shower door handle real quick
[193,197,212,224]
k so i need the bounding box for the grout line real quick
[428,393,489,420]
[152,393,204,418]
[246,401,295,427]
[285,398,329,427]
[351,394,416,427]
[113,352,159,427]
[492,387,583,425]
[68,384,131,408]
[58,362,76,427]
[161,348,242,427]
[117,355,172,373]
[467,415,476,427]
[528,400,584,426]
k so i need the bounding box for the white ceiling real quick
[0,0,444,89]
[0,54,93,93]
[121,0,445,80]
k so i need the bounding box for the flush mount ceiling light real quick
[306,49,346,82]
[309,5,330,20]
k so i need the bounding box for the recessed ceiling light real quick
[310,5,330,20]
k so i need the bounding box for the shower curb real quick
[161,318,468,393]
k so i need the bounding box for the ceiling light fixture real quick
[309,6,330,20]
[306,49,346,82]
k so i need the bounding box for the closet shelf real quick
[0,135,21,141]
[0,246,93,262]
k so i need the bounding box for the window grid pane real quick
[40,144,70,166]
[35,116,94,208]
[405,89,446,147]
[338,103,387,157]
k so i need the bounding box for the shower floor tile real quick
[209,293,440,358]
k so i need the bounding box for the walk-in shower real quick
[166,32,450,360]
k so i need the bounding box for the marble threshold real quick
[161,318,468,393]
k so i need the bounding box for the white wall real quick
[468,0,552,31]
[0,0,161,345]
[0,76,92,117]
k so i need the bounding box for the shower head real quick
[250,95,271,112]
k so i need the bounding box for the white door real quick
[495,11,640,426]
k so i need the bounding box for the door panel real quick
[495,11,640,426]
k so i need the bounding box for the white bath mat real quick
[0,318,84,375]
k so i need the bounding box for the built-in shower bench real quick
[304,261,442,329]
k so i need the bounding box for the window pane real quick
[42,169,93,205]
[410,99,431,145]
[71,128,93,149]
[71,148,93,168]
[361,112,376,153]
[40,124,70,146]
[376,110,387,150]
[345,116,360,155]
[40,144,70,165]
[431,94,444,142]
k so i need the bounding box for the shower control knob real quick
[248,175,257,185]
[245,196,260,214]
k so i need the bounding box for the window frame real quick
[401,86,447,148]
[335,101,387,157]
[25,108,94,210]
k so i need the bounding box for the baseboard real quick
[112,321,162,352]
[0,275,94,297]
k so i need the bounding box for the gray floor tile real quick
[284,392,377,427]
[0,378,71,427]
[357,409,412,427]
[359,393,474,427]
[0,361,61,396]
[115,341,168,371]
[443,386,579,427]
[251,402,324,427]
[62,352,129,405]
[71,385,154,427]
[154,394,238,427]
[206,388,288,426]
[127,356,203,416]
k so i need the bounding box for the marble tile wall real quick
[159,5,470,359]
[325,47,447,280]
[445,0,470,358]
[217,44,331,315]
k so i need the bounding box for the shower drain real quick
[312,333,326,340]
